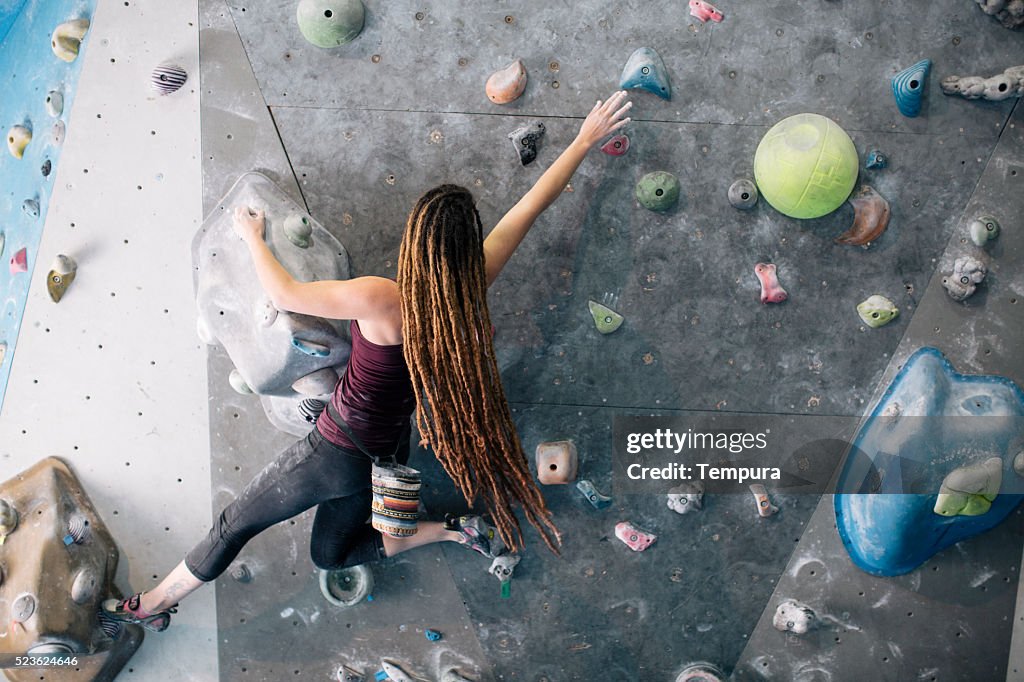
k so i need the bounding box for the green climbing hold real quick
[933,457,1002,517]
[635,171,679,212]
[588,300,623,334]
[284,213,313,248]
[856,295,898,328]
[297,0,365,48]
[968,215,1000,247]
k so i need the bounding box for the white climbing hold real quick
[229,368,254,394]
[380,660,415,682]
[51,18,90,62]
[151,62,188,96]
[667,481,704,514]
[7,125,31,159]
[772,599,818,634]
[45,91,64,117]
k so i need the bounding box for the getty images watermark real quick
[611,414,1024,496]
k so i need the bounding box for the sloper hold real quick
[296,0,365,48]
[22,198,40,219]
[754,262,787,304]
[508,121,545,165]
[284,213,314,248]
[934,457,1002,516]
[675,663,725,682]
[835,185,890,246]
[319,564,374,606]
[588,299,624,334]
[536,440,578,484]
[600,134,630,156]
[968,214,1000,246]
[486,59,528,104]
[835,347,1024,576]
[891,58,931,117]
[620,47,671,100]
[7,125,31,158]
[635,171,679,211]
[51,18,90,62]
[689,0,724,22]
[52,120,66,145]
[46,254,77,303]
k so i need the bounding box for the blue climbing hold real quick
[835,348,1024,576]
[576,479,613,509]
[291,337,331,357]
[619,47,671,100]
[891,59,931,118]
[424,628,442,641]
[865,150,887,170]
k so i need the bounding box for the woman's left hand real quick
[232,205,265,243]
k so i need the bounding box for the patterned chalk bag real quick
[326,403,420,537]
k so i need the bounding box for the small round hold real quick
[46,91,64,117]
[151,62,189,95]
[865,149,887,170]
[0,499,18,535]
[1013,451,1024,477]
[635,171,680,212]
[66,514,91,544]
[968,214,1000,247]
[284,213,313,248]
[229,368,254,394]
[230,563,253,583]
[728,178,758,209]
[41,159,52,177]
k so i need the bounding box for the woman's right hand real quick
[575,90,632,149]
[232,205,265,244]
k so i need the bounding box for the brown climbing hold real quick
[835,185,890,246]
[46,254,77,303]
[535,440,578,485]
[486,59,527,104]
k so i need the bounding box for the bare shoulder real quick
[351,277,403,345]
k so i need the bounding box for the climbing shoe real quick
[100,593,177,633]
[445,514,506,559]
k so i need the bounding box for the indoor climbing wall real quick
[0,1,218,680]
[193,0,1023,681]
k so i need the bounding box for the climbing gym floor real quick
[2,0,1024,680]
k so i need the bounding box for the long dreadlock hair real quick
[397,184,561,554]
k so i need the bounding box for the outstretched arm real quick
[483,90,632,286]
[233,206,395,321]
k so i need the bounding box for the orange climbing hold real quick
[486,59,527,104]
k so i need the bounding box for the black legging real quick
[185,426,409,582]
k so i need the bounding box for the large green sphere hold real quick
[297,0,365,48]
[753,113,858,219]
[635,171,680,212]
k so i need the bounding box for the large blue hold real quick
[891,58,931,117]
[835,348,1024,576]
[619,47,671,100]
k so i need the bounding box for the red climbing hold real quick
[600,134,630,156]
[689,0,724,23]
[9,247,28,274]
[754,263,787,304]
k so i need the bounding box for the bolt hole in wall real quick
[0,0,98,411]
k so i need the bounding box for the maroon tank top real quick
[316,320,416,454]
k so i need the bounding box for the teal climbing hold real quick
[891,59,931,117]
[296,0,365,48]
[635,171,679,211]
[619,47,671,100]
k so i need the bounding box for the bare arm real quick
[483,91,633,286]
[233,206,395,321]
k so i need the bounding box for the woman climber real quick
[101,90,633,632]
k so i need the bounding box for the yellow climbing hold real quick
[7,125,31,159]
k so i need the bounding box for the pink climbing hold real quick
[9,247,27,274]
[689,0,724,23]
[754,263,787,304]
[615,521,657,552]
[600,134,630,156]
